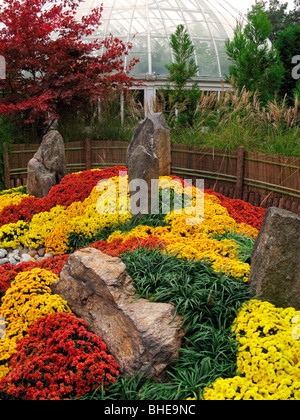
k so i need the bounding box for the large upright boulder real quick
[249,207,300,310]
[27,130,66,197]
[51,248,183,379]
[127,112,171,177]
[127,135,159,215]
[126,113,171,215]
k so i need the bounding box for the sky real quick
[229,0,296,14]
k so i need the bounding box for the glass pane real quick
[134,7,147,19]
[151,37,172,75]
[118,9,134,19]
[203,10,218,23]
[216,40,231,77]
[128,51,149,75]
[153,0,179,8]
[107,20,130,36]
[165,20,185,35]
[113,0,136,7]
[148,9,161,19]
[189,21,210,38]
[130,36,147,53]
[222,24,235,39]
[148,19,165,36]
[93,22,108,37]
[208,22,228,39]
[161,10,183,21]
[181,0,199,11]
[130,19,147,35]
[183,11,206,22]
[194,39,219,78]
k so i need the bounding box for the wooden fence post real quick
[85,138,92,170]
[2,142,10,189]
[234,146,245,200]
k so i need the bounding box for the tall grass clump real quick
[156,80,300,157]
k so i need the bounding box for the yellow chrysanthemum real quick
[203,300,300,400]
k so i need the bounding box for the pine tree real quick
[166,24,198,91]
[164,24,200,127]
[225,2,284,103]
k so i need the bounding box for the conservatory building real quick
[75,0,244,114]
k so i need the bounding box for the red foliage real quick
[0,0,138,125]
[0,313,120,400]
[0,166,128,227]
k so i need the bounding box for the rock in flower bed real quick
[0,167,298,400]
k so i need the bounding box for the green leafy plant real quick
[276,25,300,103]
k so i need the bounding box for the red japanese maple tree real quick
[0,0,138,130]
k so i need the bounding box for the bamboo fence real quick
[3,139,300,213]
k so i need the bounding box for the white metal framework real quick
[75,0,243,113]
[76,0,242,77]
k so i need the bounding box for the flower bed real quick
[0,166,298,400]
[0,313,120,400]
[203,300,300,400]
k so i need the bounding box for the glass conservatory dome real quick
[76,0,243,80]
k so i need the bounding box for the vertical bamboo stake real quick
[234,146,245,200]
[2,142,10,189]
[85,138,92,170]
